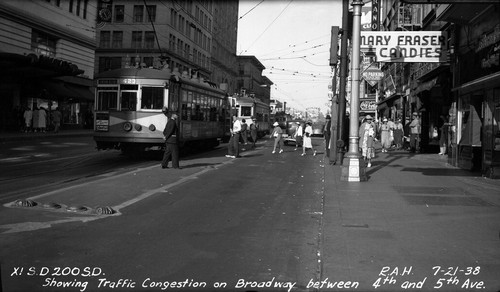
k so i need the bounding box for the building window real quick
[144,31,155,49]
[131,31,142,48]
[170,9,177,27]
[112,31,123,48]
[141,87,164,110]
[143,57,154,68]
[82,0,88,19]
[99,56,122,73]
[169,34,176,51]
[114,5,124,23]
[76,0,81,16]
[146,5,156,22]
[133,5,144,22]
[69,0,73,13]
[99,31,111,48]
[31,31,57,57]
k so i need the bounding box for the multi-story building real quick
[375,0,500,178]
[236,55,273,104]
[0,0,97,130]
[436,2,500,177]
[211,1,239,95]
[94,0,239,91]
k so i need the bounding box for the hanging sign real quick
[362,68,384,87]
[361,31,448,63]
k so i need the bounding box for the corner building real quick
[0,0,96,131]
[94,0,239,96]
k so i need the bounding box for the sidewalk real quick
[0,128,93,143]
[321,151,500,291]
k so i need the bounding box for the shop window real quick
[141,87,163,110]
[459,94,482,146]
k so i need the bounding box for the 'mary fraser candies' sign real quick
[360,31,448,63]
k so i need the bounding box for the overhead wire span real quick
[239,0,294,55]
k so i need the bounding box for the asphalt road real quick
[0,136,328,292]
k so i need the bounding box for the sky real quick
[236,0,343,114]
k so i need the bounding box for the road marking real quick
[0,155,240,234]
[0,217,101,234]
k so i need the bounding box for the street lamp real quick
[340,0,367,182]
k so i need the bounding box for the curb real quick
[0,130,94,143]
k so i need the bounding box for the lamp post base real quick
[340,156,367,181]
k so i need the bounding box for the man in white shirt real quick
[226,116,241,158]
[294,122,303,151]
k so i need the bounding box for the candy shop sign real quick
[361,31,448,63]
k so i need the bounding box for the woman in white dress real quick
[301,121,317,156]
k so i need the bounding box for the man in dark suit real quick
[161,111,180,169]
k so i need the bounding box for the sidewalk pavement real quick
[0,128,94,143]
[321,150,500,291]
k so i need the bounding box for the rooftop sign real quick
[360,31,448,63]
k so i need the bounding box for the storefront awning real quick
[0,53,84,79]
[42,81,93,101]
[377,93,402,106]
[411,77,438,97]
[452,71,500,95]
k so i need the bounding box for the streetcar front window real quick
[141,87,164,110]
[241,106,252,117]
[121,92,137,111]
[97,91,118,110]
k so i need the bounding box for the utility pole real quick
[328,26,340,163]
[340,0,367,182]
[336,0,350,165]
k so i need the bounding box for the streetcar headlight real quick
[134,124,142,131]
[123,122,132,132]
[149,124,156,131]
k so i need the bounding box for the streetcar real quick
[93,67,230,154]
[231,95,270,138]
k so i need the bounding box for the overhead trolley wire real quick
[239,0,294,55]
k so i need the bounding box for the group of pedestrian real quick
[226,116,260,159]
[358,112,422,167]
[271,120,316,156]
[21,106,62,133]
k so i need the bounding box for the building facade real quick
[211,1,239,95]
[0,0,97,131]
[94,0,238,90]
[236,55,273,105]
[375,1,500,178]
[437,3,500,177]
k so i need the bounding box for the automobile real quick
[312,123,325,137]
[283,120,305,146]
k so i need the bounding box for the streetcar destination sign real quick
[360,31,448,63]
